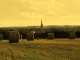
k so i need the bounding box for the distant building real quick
[34,19,44,33]
[41,19,43,28]
[40,19,44,33]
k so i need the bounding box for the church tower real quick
[40,19,44,33]
[41,19,43,29]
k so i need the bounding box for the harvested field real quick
[0,39,80,60]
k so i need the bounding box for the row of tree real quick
[0,28,80,40]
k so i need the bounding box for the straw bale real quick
[69,32,76,39]
[48,33,54,39]
[27,32,34,41]
[0,34,3,40]
[19,35,22,39]
[9,31,19,43]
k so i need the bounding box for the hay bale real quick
[0,34,3,40]
[47,33,54,40]
[37,37,39,40]
[27,32,34,41]
[19,35,22,39]
[9,31,19,43]
[69,32,76,39]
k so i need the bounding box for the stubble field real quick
[0,39,80,60]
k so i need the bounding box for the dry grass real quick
[0,39,80,60]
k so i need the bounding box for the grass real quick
[0,39,80,60]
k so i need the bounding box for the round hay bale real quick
[27,33,30,40]
[27,32,34,41]
[9,31,19,43]
[19,35,22,39]
[0,34,3,40]
[31,32,34,40]
[47,33,54,40]
[37,37,39,40]
[69,32,76,39]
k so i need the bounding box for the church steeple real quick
[41,19,43,28]
[40,19,44,33]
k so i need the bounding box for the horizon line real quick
[0,25,80,28]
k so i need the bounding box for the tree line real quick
[0,27,80,40]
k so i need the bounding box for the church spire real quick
[40,19,44,33]
[41,19,43,28]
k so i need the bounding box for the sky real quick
[0,0,80,27]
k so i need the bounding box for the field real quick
[0,39,80,60]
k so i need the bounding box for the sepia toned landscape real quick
[0,0,80,60]
[0,25,79,60]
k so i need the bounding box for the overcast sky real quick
[0,0,80,27]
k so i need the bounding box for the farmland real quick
[0,39,80,60]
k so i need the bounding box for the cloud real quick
[0,0,56,20]
[0,0,80,26]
